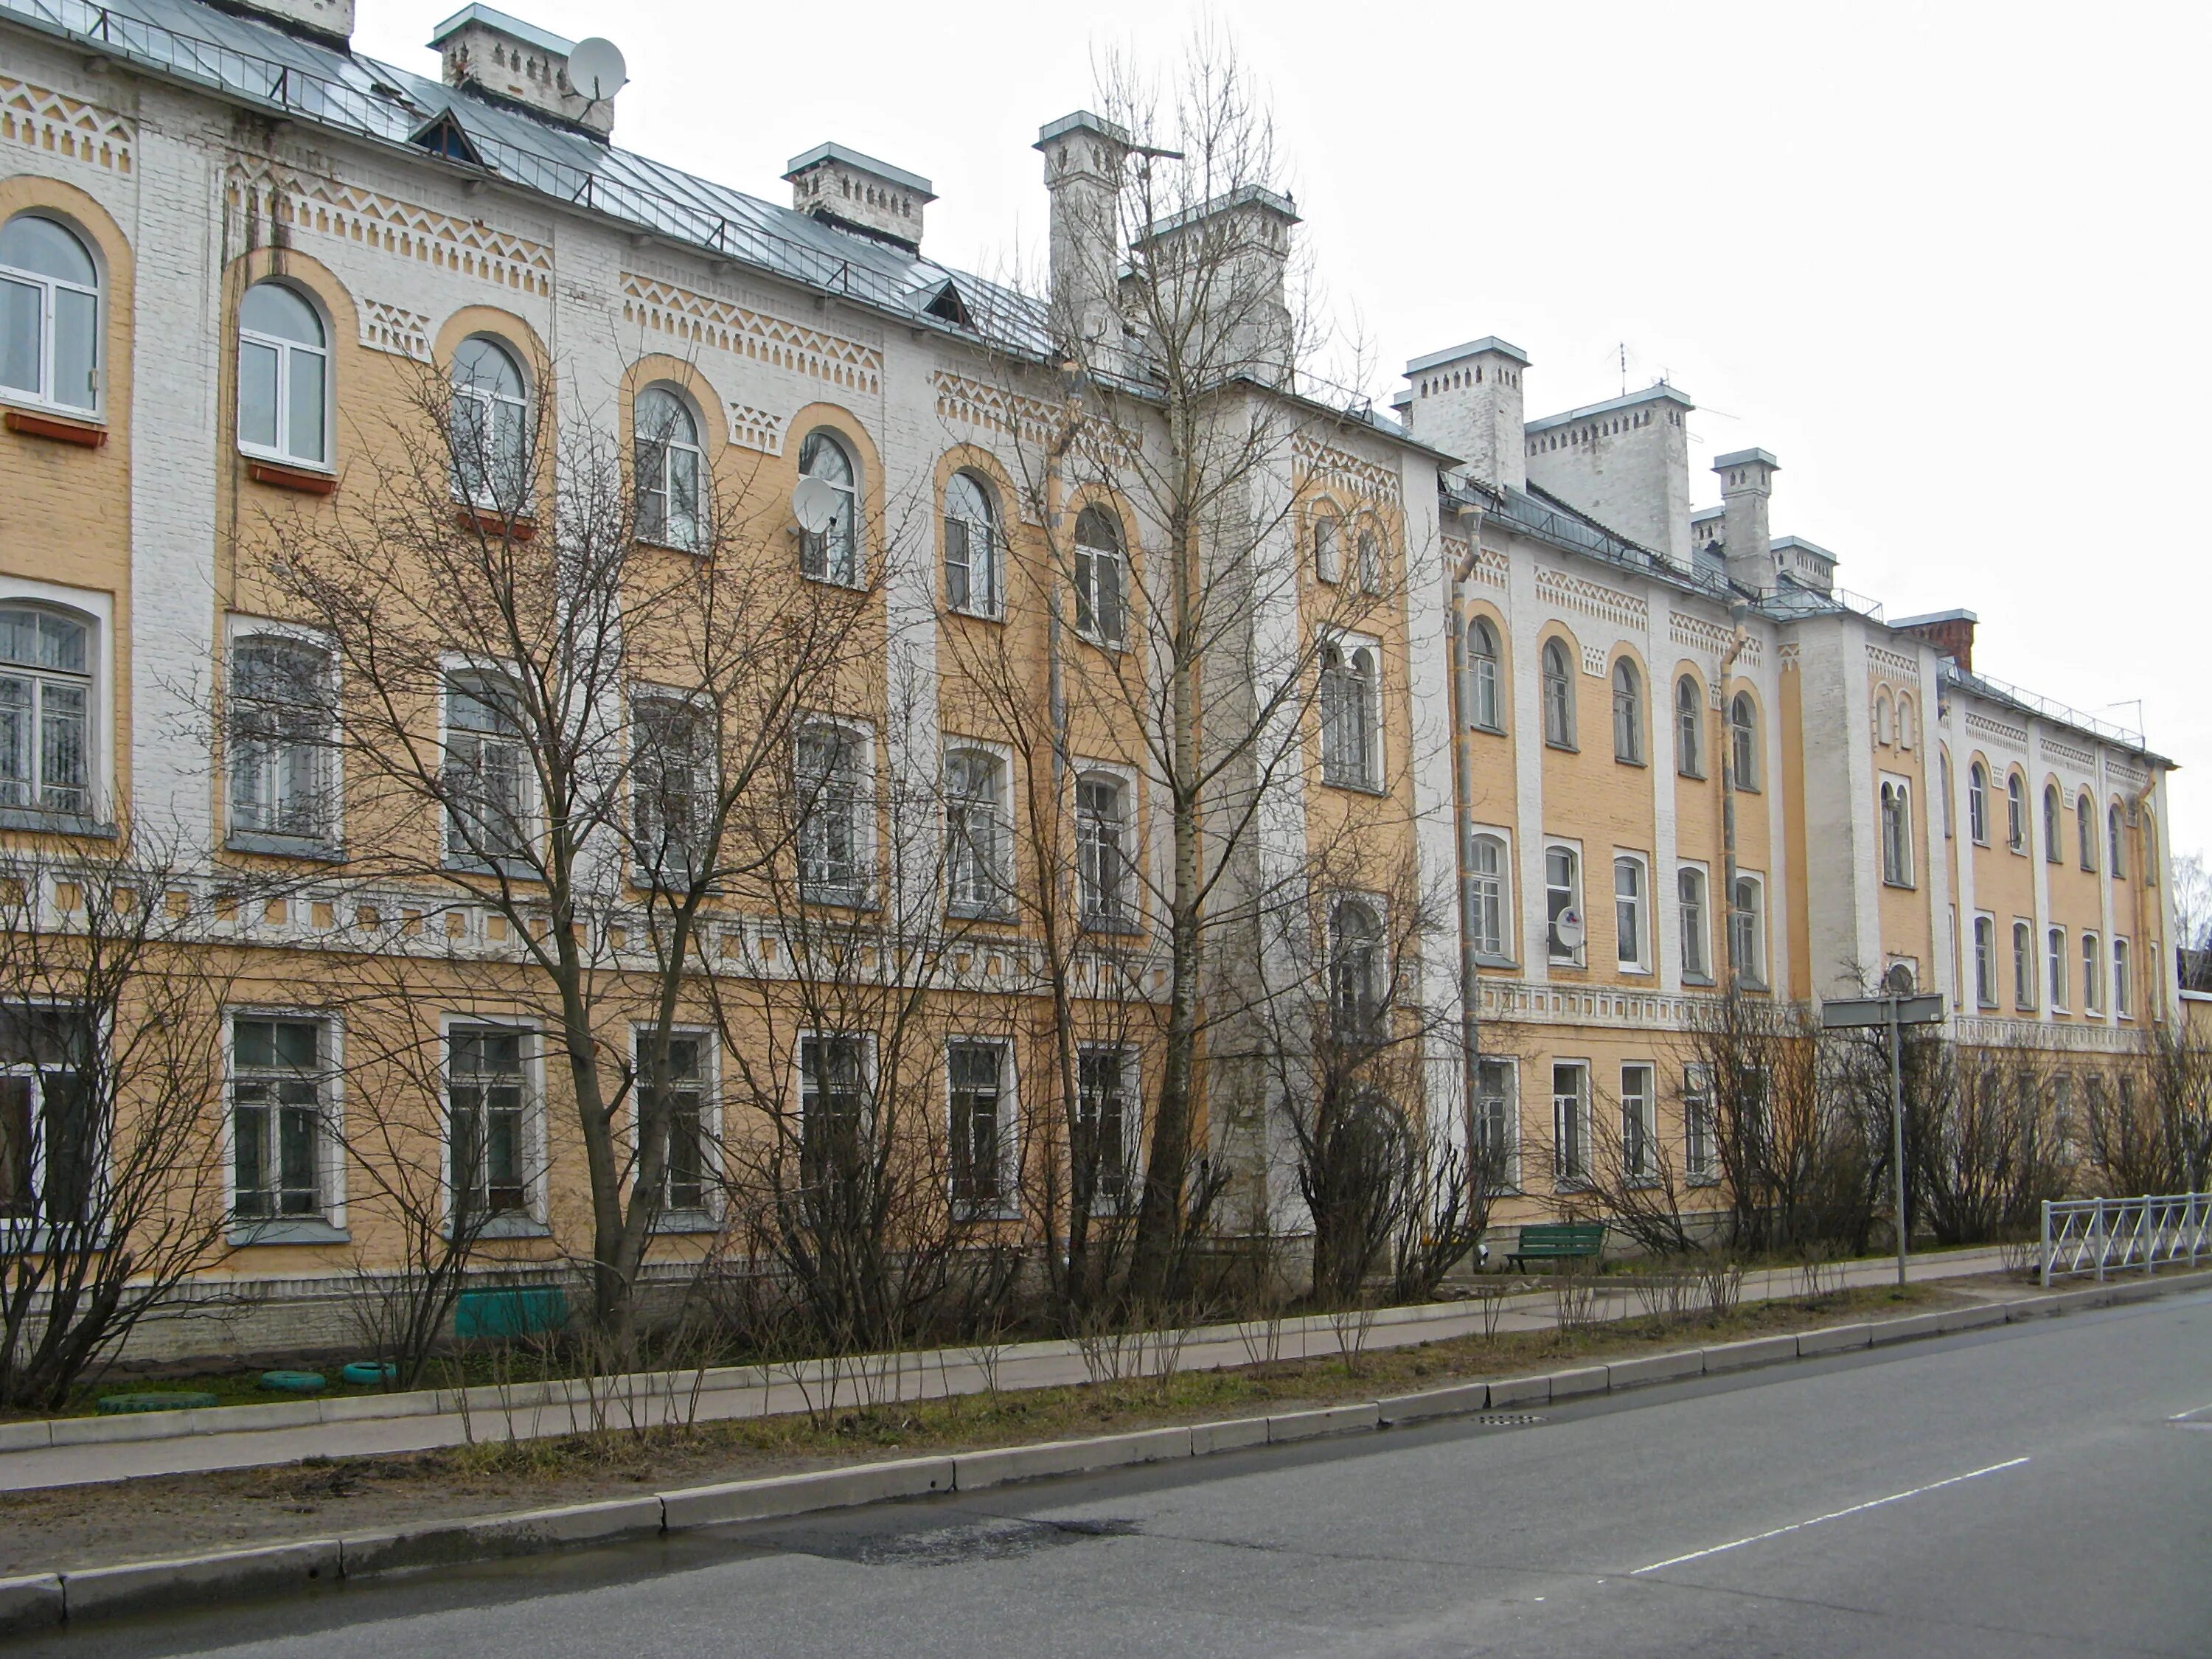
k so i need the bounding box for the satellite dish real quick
[566,38,627,103]
[791,474,838,535]
[1553,907,1585,952]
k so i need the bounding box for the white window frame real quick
[795,716,875,908]
[797,428,862,587]
[224,1007,345,1239]
[2081,931,2102,1013]
[1328,891,1389,1041]
[236,280,332,470]
[1611,658,1644,765]
[1541,639,1576,750]
[1467,826,1512,965]
[1731,692,1760,791]
[0,1000,102,1240]
[1545,840,1585,967]
[1073,506,1128,647]
[2006,771,2027,854]
[2012,920,2036,1012]
[1472,1056,1518,1192]
[1076,1042,1141,1213]
[795,1027,876,1192]
[943,740,1013,919]
[1879,774,1915,888]
[1731,872,1768,989]
[1677,861,1712,984]
[1312,506,1341,585]
[1074,760,1141,933]
[1467,616,1503,732]
[449,335,532,513]
[2114,938,2132,1018]
[439,1014,547,1236]
[2048,925,2067,1012]
[1967,761,1989,846]
[630,686,714,888]
[633,385,706,552]
[1683,1062,1718,1185]
[1674,673,1703,777]
[226,618,338,852]
[943,470,1003,619]
[1621,1061,1657,1182]
[2078,793,2097,872]
[1319,629,1384,792]
[2044,782,2063,864]
[442,662,535,872]
[0,212,100,414]
[1551,1059,1590,1187]
[632,1023,718,1225]
[946,1034,1018,1217]
[1613,851,1651,973]
[1972,911,1997,1008]
[0,588,106,827]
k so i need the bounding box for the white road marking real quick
[1630,1457,2031,1576]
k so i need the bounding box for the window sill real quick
[800,569,866,592]
[949,902,1017,925]
[1322,774,1387,797]
[1615,755,1646,769]
[4,406,106,447]
[0,807,116,838]
[1470,722,1506,738]
[229,1217,349,1247]
[1472,953,1520,972]
[945,604,1004,625]
[1882,878,1916,891]
[246,459,338,495]
[635,535,706,555]
[1543,740,1578,754]
[801,888,877,912]
[228,831,344,863]
[448,1212,552,1241]
[455,505,537,540]
[445,855,540,882]
[1677,768,1706,782]
[1081,917,1147,939]
[653,1208,721,1235]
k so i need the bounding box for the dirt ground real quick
[0,1280,1987,1576]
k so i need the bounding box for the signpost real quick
[1820,971,1946,1287]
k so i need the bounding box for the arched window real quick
[2006,771,2026,853]
[1896,694,1916,749]
[2043,783,2062,863]
[1874,691,1893,747]
[1613,855,1647,968]
[237,282,327,467]
[230,634,332,841]
[1467,832,1506,958]
[1940,750,1955,838]
[943,746,1007,916]
[797,429,859,585]
[1467,618,1501,731]
[1967,761,1989,845]
[1542,639,1575,749]
[1731,692,1759,790]
[1731,874,1766,986]
[1881,779,1913,886]
[1677,866,1709,980]
[1321,641,1377,788]
[1611,658,1643,764]
[943,471,1000,616]
[1074,506,1126,645]
[1329,897,1385,1040]
[0,214,98,411]
[2109,804,2126,879]
[1675,675,1703,777]
[1312,511,1340,584]
[450,336,530,511]
[2014,921,2036,1011]
[2078,792,2096,871]
[1357,529,1382,594]
[1076,771,1131,929]
[796,722,867,902]
[0,606,91,816]
[633,386,703,550]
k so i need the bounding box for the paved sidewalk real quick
[0,1245,2011,1492]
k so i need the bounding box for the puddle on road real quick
[764,1514,1145,1568]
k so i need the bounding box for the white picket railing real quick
[2039,1193,2212,1287]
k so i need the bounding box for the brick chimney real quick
[786,143,936,254]
[1714,448,1779,594]
[1398,337,1529,492]
[1893,609,1978,672]
[1036,111,1130,366]
[1525,381,1695,568]
[431,6,625,138]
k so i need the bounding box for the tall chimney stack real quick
[1714,448,1779,594]
[1399,337,1529,491]
[1036,111,1129,369]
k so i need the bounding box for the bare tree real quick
[1896,1039,2074,1245]
[0,844,237,1410]
[2086,1034,2212,1195]
[239,352,870,1357]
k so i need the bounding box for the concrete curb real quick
[27,1268,2210,1637]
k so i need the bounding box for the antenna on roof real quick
[566,38,627,104]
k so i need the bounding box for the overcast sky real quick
[358,0,2208,860]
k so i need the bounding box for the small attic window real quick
[924,281,973,328]
[410,110,487,168]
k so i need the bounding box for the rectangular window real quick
[948,1040,1009,1213]
[800,1034,868,1191]
[1321,641,1380,790]
[1880,779,1914,887]
[1683,1064,1717,1184]
[1678,866,1709,981]
[945,748,1009,918]
[1467,833,1507,960]
[1731,874,1767,988]
[1551,1060,1587,1183]
[232,1016,327,1221]
[2048,927,2067,1010]
[0,1004,94,1225]
[2114,939,2132,1017]
[1077,773,1133,931]
[1077,1048,1133,1208]
[1546,844,1583,965]
[448,1026,529,1221]
[445,673,530,864]
[1972,914,1996,1008]
[1473,1058,1515,1189]
[637,1030,708,1213]
[797,725,867,905]
[2081,933,2101,1013]
[1614,855,1647,970]
[229,636,331,842]
[633,696,710,886]
[0,608,93,818]
[1621,1062,1655,1180]
[2012,921,2035,1012]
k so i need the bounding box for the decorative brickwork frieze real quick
[0,73,132,174]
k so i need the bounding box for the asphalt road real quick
[33,1289,2212,1659]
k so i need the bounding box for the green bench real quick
[453,1285,570,1340]
[1506,1222,1606,1271]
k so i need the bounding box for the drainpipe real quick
[1719,605,1750,987]
[1448,504,1486,1161]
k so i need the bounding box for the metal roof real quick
[0,0,1052,354]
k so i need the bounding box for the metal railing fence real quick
[2039,1192,2212,1287]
